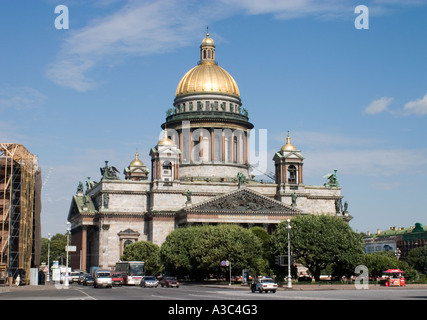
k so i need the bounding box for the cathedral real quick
[67,32,351,271]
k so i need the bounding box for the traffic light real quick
[275,255,286,266]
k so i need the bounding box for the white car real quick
[251,277,278,293]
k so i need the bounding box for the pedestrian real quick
[15,274,20,287]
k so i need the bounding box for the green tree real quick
[160,224,263,280]
[271,215,364,281]
[250,226,272,275]
[40,233,67,267]
[362,251,416,280]
[407,245,427,274]
[121,241,161,275]
[160,227,199,278]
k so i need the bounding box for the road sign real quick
[65,245,77,252]
[221,260,230,267]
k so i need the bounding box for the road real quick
[1,283,425,318]
[1,282,427,301]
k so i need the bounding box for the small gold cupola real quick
[200,30,215,64]
[281,132,297,151]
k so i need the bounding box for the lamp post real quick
[65,222,70,287]
[286,219,292,289]
[47,233,51,282]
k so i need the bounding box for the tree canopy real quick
[271,215,364,281]
[121,241,162,275]
[160,224,263,280]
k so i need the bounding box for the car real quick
[78,272,89,284]
[160,276,179,288]
[82,274,94,286]
[251,276,278,293]
[70,271,81,283]
[93,270,113,288]
[140,276,159,288]
[111,272,124,286]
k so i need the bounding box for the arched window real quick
[288,165,297,184]
[124,240,132,250]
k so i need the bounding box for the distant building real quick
[0,143,42,285]
[363,222,427,260]
[67,33,352,271]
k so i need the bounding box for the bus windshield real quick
[129,263,144,276]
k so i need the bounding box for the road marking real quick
[73,288,97,300]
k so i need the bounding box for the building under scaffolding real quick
[0,143,41,285]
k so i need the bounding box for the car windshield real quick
[112,273,122,277]
[145,276,156,280]
[261,279,274,283]
[98,273,110,278]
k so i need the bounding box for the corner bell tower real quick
[273,132,304,188]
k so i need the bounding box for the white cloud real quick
[403,93,427,115]
[220,0,354,19]
[364,96,394,114]
[0,87,47,110]
[46,0,427,91]
[46,0,222,91]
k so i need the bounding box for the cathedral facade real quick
[67,33,351,271]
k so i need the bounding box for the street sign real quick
[65,245,77,252]
[221,260,230,267]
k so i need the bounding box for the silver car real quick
[140,276,159,288]
[94,270,113,288]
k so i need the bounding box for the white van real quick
[94,270,112,288]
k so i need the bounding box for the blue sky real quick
[1,0,426,237]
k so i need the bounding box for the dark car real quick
[111,273,124,286]
[160,276,179,288]
[82,274,94,286]
[140,276,159,288]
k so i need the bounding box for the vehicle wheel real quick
[258,288,262,293]
[272,290,276,293]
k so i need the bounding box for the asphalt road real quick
[1,282,427,301]
[1,283,425,318]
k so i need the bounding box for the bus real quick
[115,261,145,285]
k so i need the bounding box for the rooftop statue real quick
[100,161,120,180]
[323,169,339,187]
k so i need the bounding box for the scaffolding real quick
[0,143,40,285]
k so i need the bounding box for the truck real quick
[250,276,278,293]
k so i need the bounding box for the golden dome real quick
[201,32,215,46]
[130,152,144,167]
[281,133,297,151]
[176,64,240,97]
[158,128,175,146]
[175,32,240,98]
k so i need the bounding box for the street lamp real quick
[286,219,292,289]
[47,233,51,282]
[65,222,70,287]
